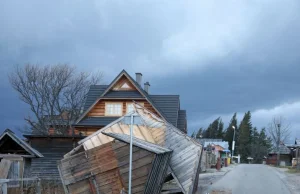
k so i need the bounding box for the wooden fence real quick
[0,178,64,194]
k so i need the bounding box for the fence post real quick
[36,178,41,194]
[2,183,7,194]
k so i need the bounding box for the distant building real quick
[267,143,292,166]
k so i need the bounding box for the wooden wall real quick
[59,140,156,194]
[28,137,81,179]
[112,75,136,91]
[88,100,158,117]
[74,128,100,136]
[266,154,292,166]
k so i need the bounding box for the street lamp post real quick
[277,123,281,166]
[232,126,236,163]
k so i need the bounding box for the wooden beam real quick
[0,154,34,158]
[0,159,12,178]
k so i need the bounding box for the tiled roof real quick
[75,117,119,126]
[148,95,179,127]
[269,144,291,155]
[177,110,187,132]
[83,85,108,111]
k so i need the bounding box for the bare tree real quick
[267,116,291,166]
[9,64,103,135]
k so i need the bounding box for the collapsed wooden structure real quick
[59,104,203,194]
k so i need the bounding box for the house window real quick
[105,103,122,116]
[126,103,144,113]
[7,161,20,187]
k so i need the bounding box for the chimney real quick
[144,82,150,93]
[135,73,142,86]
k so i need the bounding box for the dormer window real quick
[105,102,123,116]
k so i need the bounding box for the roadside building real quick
[267,143,292,166]
[287,138,300,168]
[0,129,43,193]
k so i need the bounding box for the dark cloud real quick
[1,0,300,140]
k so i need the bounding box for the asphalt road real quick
[206,164,291,194]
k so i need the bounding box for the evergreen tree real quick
[211,118,220,138]
[250,127,273,163]
[196,127,204,138]
[217,119,224,138]
[223,113,237,151]
[238,111,252,162]
[191,131,196,138]
[258,128,273,152]
[205,124,212,138]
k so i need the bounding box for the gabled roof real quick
[269,144,291,155]
[0,129,43,157]
[76,70,168,124]
[77,70,185,130]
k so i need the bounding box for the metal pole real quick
[128,114,134,194]
[232,127,236,162]
[277,124,281,166]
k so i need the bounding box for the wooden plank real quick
[0,159,12,178]
[119,154,154,173]
[68,179,92,194]
[58,163,69,194]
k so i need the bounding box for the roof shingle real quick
[75,117,119,126]
[149,95,179,127]
[177,110,187,132]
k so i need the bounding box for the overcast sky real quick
[1,0,300,142]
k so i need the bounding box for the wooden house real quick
[73,70,187,135]
[267,143,292,166]
[0,129,43,193]
[58,133,172,194]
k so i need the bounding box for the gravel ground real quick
[271,166,300,194]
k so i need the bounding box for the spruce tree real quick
[196,127,204,138]
[238,111,252,162]
[259,128,273,153]
[217,119,224,139]
[210,118,220,138]
[191,131,196,138]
